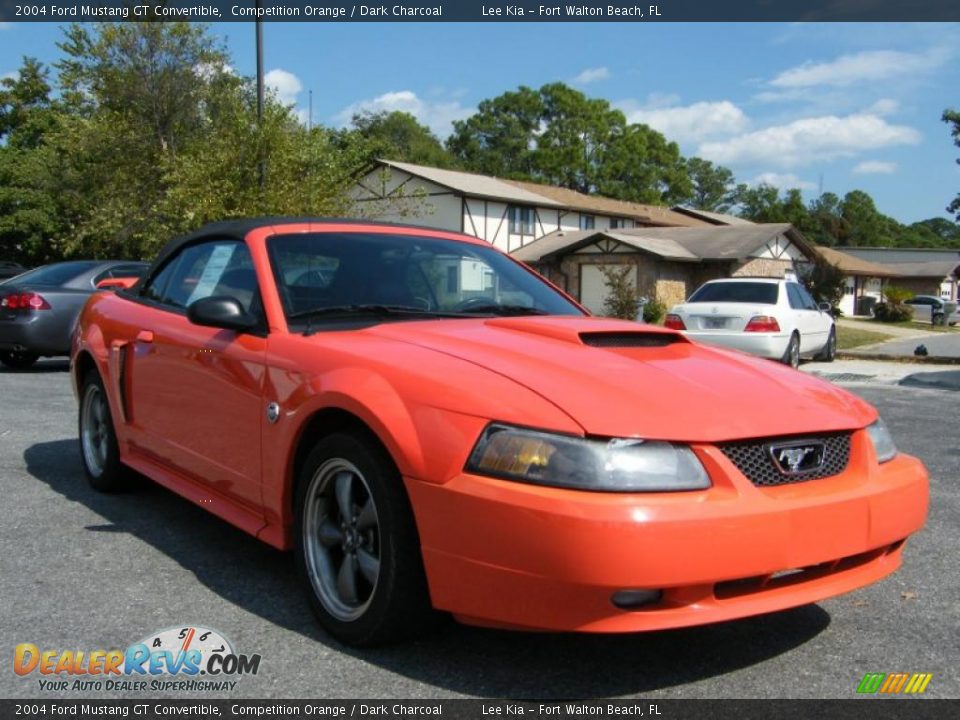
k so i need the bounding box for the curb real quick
[837,351,960,365]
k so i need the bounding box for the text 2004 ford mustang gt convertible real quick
[72,218,928,646]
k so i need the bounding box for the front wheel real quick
[294,432,435,646]
[815,327,837,362]
[78,371,127,492]
[0,350,39,370]
[781,332,801,368]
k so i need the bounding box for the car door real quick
[905,297,931,322]
[796,284,830,350]
[786,283,821,353]
[125,239,267,511]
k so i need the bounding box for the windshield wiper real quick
[457,303,551,317]
[289,304,465,335]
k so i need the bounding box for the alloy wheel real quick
[302,459,382,622]
[80,384,109,477]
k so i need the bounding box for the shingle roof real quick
[502,180,708,227]
[512,223,810,263]
[814,247,899,277]
[882,260,960,278]
[670,206,755,226]
[511,229,699,263]
[377,159,708,226]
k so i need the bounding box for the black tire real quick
[933,313,946,327]
[781,332,801,368]
[78,370,127,492]
[294,431,435,646]
[815,327,837,362]
[0,350,39,370]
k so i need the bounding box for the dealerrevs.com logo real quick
[14,626,261,692]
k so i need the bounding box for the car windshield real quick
[8,261,100,287]
[268,232,584,325]
[688,282,779,304]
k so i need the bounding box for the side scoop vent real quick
[580,332,685,348]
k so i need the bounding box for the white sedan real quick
[665,278,836,368]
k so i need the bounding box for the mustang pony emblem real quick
[769,443,825,474]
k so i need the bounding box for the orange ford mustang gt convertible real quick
[71,218,928,646]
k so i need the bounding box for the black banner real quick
[1,700,958,720]
[1,0,959,23]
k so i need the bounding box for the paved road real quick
[1,360,957,699]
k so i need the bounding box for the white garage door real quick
[580,264,635,315]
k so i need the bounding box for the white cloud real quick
[334,90,473,139]
[864,98,899,116]
[571,67,609,85]
[770,48,950,88]
[619,100,749,143]
[853,160,897,175]
[2,70,18,82]
[698,113,921,167]
[0,22,12,30]
[264,68,302,106]
[751,173,816,191]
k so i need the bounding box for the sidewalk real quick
[802,358,960,390]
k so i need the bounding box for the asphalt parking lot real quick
[0,360,957,699]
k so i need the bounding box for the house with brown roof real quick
[834,247,959,302]
[511,223,817,312]
[351,159,707,253]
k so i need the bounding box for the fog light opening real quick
[611,589,663,610]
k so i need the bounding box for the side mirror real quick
[96,277,139,290]
[818,302,831,312]
[187,296,259,333]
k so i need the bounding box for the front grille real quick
[719,433,851,486]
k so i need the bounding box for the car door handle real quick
[136,330,154,343]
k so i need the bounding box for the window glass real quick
[689,282,779,304]
[786,284,805,309]
[580,215,595,230]
[267,232,584,321]
[10,261,99,287]
[508,205,535,235]
[142,241,259,313]
[798,286,819,310]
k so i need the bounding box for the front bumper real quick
[406,430,928,632]
[681,331,790,359]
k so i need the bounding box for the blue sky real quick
[2,21,958,224]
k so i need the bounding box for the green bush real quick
[642,299,666,324]
[873,302,912,322]
[599,265,640,319]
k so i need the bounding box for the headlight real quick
[866,418,897,463]
[465,424,711,492]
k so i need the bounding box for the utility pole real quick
[256,5,265,191]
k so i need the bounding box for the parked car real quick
[903,295,959,326]
[0,261,27,282]
[0,260,147,369]
[72,219,927,646]
[665,278,836,368]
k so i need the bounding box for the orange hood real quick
[367,316,876,443]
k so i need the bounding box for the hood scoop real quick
[580,332,687,348]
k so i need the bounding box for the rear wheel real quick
[78,371,127,492]
[781,332,800,368]
[0,350,39,370]
[294,431,435,646]
[815,327,837,362]
[933,312,946,327]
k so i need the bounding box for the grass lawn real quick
[837,326,895,350]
